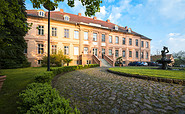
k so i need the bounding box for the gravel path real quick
[53,67,185,114]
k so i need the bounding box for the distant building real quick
[151,54,175,66]
[25,9,151,67]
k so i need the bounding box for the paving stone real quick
[53,67,185,114]
[140,110,150,114]
[128,109,135,114]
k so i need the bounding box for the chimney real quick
[60,9,64,13]
[125,26,128,30]
[93,16,97,20]
[106,19,110,23]
[78,13,81,16]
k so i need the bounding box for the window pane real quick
[122,38,125,44]
[93,33,97,41]
[102,34,105,42]
[122,50,125,57]
[84,32,88,40]
[84,47,88,54]
[109,36,112,43]
[74,31,79,39]
[116,36,119,44]
[129,51,132,57]
[74,47,79,55]
[109,49,112,55]
[129,38,132,45]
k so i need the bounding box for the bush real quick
[88,64,99,68]
[35,71,54,84]
[77,65,83,69]
[17,83,80,114]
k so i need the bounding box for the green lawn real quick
[0,67,47,114]
[109,66,185,80]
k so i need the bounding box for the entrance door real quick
[102,48,105,59]
[93,48,98,56]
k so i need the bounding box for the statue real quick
[157,46,172,70]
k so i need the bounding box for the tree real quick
[0,0,31,69]
[116,56,123,67]
[30,0,102,16]
[173,51,185,66]
[64,58,73,66]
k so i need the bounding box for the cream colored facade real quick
[25,9,151,67]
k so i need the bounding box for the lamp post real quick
[43,2,55,71]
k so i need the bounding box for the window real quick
[109,49,112,55]
[38,44,44,54]
[74,60,79,65]
[52,27,57,36]
[122,50,125,57]
[129,51,132,57]
[84,47,88,54]
[115,25,118,30]
[52,45,57,54]
[64,46,69,55]
[64,29,69,38]
[39,11,44,17]
[129,38,132,45]
[136,39,138,46]
[74,47,79,55]
[38,25,44,35]
[24,48,27,54]
[86,60,91,64]
[93,48,98,56]
[74,31,79,39]
[116,36,119,44]
[123,61,126,64]
[136,51,138,58]
[122,38,126,45]
[109,36,112,43]
[141,52,144,58]
[146,52,149,59]
[38,60,42,64]
[141,41,144,47]
[84,32,88,40]
[146,42,149,48]
[115,50,119,57]
[93,33,97,41]
[102,34,105,42]
[128,28,131,33]
[64,16,69,21]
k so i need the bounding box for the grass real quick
[0,67,47,114]
[109,66,185,80]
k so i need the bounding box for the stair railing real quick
[104,55,115,67]
[92,54,102,67]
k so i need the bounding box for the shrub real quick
[17,83,80,114]
[34,71,54,84]
[77,65,83,69]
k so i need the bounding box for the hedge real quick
[17,64,99,113]
[17,83,80,114]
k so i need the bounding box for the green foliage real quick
[0,0,31,69]
[173,51,185,66]
[42,50,73,67]
[77,65,83,69]
[35,71,55,84]
[109,67,185,80]
[30,0,102,17]
[17,83,80,114]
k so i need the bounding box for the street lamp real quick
[43,1,55,71]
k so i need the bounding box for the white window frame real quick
[93,33,97,41]
[84,32,88,40]
[102,34,105,42]
[122,50,125,57]
[74,47,79,55]
[64,29,69,38]
[64,46,69,55]
[52,45,57,54]
[52,27,57,36]
[93,48,98,56]
[74,31,79,39]
[109,36,112,43]
[115,50,119,57]
[122,38,126,45]
[38,25,44,35]
[64,16,69,21]
[84,47,88,54]
[146,42,149,48]
[39,11,44,17]
[116,36,119,44]
[38,44,44,54]
[109,49,112,55]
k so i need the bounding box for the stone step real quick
[100,59,112,67]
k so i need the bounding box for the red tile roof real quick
[26,9,151,40]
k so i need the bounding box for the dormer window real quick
[64,15,70,21]
[115,25,118,30]
[128,28,132,33]
[39,11,45,17]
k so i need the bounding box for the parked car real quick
[147,62,157,66]
[180,64,185,67]
[140,62,148,66]
[128,62,142,66]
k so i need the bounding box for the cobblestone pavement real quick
[53,67,185,114]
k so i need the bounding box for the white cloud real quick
[105,0,115,3]
[96,6,107,20]
[167,33,185,53]
[54,7,60,11]
[168,33,180,37]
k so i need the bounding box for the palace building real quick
[25,9,151,67]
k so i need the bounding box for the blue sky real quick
[25,0,185,55]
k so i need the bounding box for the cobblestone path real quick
[53,67,185,114]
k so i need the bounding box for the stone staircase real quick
[99,59,112,67]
